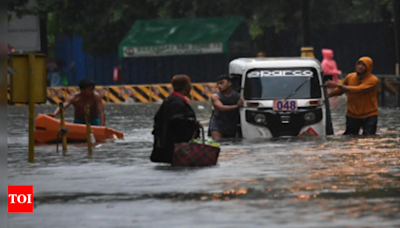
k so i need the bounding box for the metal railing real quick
[375,75,400,107]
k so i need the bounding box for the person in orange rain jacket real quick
[325,56,379,136]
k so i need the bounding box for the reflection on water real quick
[7,100,400,227]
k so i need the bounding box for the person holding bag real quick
[150,75,200,164]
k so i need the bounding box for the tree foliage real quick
[7,0,395,55]
[8,0,159,55]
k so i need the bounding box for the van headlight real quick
[254,114,266,123]
[304,112,316,122]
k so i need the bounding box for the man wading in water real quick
[209,75,243,140]
[325,56,379,135]
[48,79,106,126]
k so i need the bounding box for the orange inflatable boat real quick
[35,114,124,143]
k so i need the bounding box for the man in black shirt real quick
[210,75,243,140]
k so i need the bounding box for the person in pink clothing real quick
[321,49,342,108]
[321,49,342,82]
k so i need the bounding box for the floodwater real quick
[7,98,400,228]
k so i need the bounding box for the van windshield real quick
[244,68,322,100]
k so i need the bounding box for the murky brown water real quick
[7,99,400,228]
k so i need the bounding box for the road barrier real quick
[8,76,399,107]
[7,83,217,106]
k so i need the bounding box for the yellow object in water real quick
[190,138,220,148]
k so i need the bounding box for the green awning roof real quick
[119,17,244,58]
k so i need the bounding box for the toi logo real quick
[8,185,34,213]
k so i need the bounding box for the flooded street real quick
[7,98,400,228]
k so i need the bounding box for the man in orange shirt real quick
[325,57,379,136]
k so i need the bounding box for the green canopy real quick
[119,17,245,58]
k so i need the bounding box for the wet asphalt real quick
[7,98,400,228]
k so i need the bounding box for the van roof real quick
[229,57,322,75]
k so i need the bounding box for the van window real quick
[244,68,322,100]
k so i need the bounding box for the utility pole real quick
[300,0,314,58]
[39,14,48,55]
[393,0,400,75]
[302,0,311,47]
[394,0,400,107]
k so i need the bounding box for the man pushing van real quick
[209,75,243,140]
[325,56,379,135]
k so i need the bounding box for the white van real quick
[229,57,334,138]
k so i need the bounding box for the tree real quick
[7,0,394,55]
[8,0,159,55]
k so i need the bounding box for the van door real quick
[321,74,334,135]
[230,73,243,138]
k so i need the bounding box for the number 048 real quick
[273,100,298,111]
